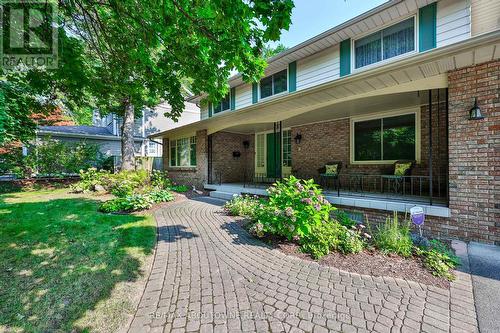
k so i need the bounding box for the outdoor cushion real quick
[394,162,412,176]
[324,164,338,176]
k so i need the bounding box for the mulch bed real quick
[235,218,450,289]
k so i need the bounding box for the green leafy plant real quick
[428,239,461,267]
[255,176,335,241]
[149,189,174,203]
[99,194,153,213]
[416,247,457,280]
[335,210,357,228]
[151,170,172,189]
[223,194,260,218]
[373,212,413,257]
[71,168,111,192]
[170,184,190,193]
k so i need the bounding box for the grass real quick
[0,189,156,333]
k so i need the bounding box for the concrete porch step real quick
[209,190,236,201]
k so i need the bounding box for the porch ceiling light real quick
[469,97,484,120]
[294,133,302,144]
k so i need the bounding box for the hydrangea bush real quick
[255,176,335,241]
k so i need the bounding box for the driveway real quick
[128,198,478,333]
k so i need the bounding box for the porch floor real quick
[204,182,449,218]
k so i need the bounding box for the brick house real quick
[152,0,500,244]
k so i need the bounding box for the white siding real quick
[296,45,340,91]
[437,0,471,47]
[200,105,209,120]
[235,84,252,110]
[471,0,500,36]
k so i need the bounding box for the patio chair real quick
[381,160,415,194]
[318,161,342,195]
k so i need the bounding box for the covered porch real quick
[206,88,449,210]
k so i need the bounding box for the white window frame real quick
[258,68,289,101]
[148,141,157,155]
[351,14,418,72]
[349,107,421,165]
[169,135,197,167]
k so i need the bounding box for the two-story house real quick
[151,0,500,244]
[37,101,200,169]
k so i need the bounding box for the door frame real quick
[254,128,292,178]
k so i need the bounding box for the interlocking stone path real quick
[128,198,478,333]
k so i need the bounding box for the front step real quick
[209,190,237,201]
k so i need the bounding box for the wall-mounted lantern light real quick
[469,97,484,120]
[232,151,241,159]
[294,133,302,144]
[242,140,250,149]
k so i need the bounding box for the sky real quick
[270,0,388,48]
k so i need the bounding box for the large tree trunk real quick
[121,101,135,171]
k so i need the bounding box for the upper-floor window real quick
[213,93,230,114]
[260,69,287,99]
[354,17,415,69]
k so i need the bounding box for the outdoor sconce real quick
[469,97,484,120]
[242,140,250,149]
[294,133,302,144]
[232,151,241,158]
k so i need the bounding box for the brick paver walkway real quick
[128,198,478,333]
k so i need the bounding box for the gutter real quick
[36,130,146,141]
[156,30,500,138]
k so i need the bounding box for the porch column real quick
[428,89,433,206]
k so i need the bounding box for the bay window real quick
[260,69,287,99]
[354,17,415,69]
[170,136,196,167]
[352,112,418,163]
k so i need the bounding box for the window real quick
[352,113,417,162]
[256,134,265,168]
[148,141,157,155]
[282,130,292,167]
[170,136,196,166]
[354,17,415,69]
[260,69,287,99]
[213,94,230,114]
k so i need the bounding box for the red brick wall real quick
[163,129,208,189]
[447,60,500,244]
[211,132,254,183]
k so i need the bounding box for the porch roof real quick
[152,31,500,139]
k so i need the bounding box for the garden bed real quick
[225,176,460,286]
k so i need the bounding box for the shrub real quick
[170,184,190,193]
[335,210,357,228]
[223,194,260,218]
[149,189,174,203]
[300,221,365,259]
[255,176,335,241]
[415,239,460,280]
[151,170,171,189]
[71,168,110,192]
[99,194,153,213]
[26,138,106,175]
[373,212,413,257]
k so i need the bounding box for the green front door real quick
[266,133,281,178]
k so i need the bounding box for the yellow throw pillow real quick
[394,162,412,176]
[325,164,338,176]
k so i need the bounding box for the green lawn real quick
[0,189,156,333]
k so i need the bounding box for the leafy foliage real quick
[26,138,107,176]
[373,212,413,257]
[255,176,335,240]
[170,185,190,193]
[335,210,357,228]
[150,170,172,189]
[149,189,174,203]
[261,43,288,59]
[415,239,460,280]
[99,194,153,213]
[223,194,260,218]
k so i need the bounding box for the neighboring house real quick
[152,0,500,244]
[36,102,200,168]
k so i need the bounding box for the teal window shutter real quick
[288,61,297,92]
[208,102,212,118]
[419,3,437,52]
[230,87,236,110]
[340,39,351,77]
[252,83,258,103]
